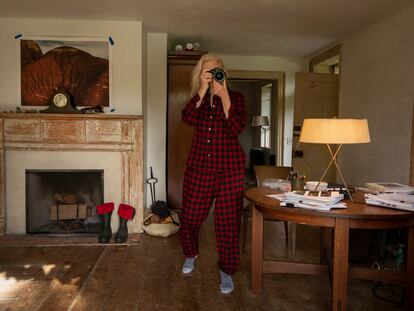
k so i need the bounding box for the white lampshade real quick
[299,118,370,144]
[252,116,269,127]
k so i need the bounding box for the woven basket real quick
[142,211,180,237]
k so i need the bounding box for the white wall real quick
[221,55,308,166]
[0,18,142,114]
[339,3,414,185]
[145,33,168,207]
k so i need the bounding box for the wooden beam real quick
[263,260,329,275]
[349,266,405,286]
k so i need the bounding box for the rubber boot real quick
[115,217,128,243]
[115,203,136,243]
[96,202,115,244]
[98,212,112,243]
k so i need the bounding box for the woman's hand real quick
[197,70,213,100]
[210,79,228,99]
[211,80,231,118]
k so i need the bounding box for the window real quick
[261,84,272,148]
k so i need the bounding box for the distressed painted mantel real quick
[0,113,143,234]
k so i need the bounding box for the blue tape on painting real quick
[108,37,114,46]
[14,34,23,39]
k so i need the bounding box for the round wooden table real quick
[245,187,414,311]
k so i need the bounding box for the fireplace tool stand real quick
[146,167,158,205]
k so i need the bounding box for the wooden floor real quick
[0,215,403,311]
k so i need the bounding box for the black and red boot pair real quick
[96,203,136,243]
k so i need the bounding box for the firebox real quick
[26,170,104,234]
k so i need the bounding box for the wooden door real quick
[292,73,339,182]
[167,52,203,210]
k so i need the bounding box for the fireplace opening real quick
[26,170,104,234]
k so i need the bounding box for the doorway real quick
[227,70,286,169]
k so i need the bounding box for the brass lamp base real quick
[314,144,353,202]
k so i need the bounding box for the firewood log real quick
[52,193,64,203]
[62,194,78,204]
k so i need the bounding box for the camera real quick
[209,68,226,82]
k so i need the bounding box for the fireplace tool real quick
[144,167,179,227]
[146,167,158,205]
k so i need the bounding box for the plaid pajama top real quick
[182,89,247,171]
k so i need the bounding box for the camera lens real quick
[214,70,225,82]
[209,68,226,82]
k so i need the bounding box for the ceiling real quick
[0,0,412,57]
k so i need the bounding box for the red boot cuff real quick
[96,202,114,215]
[118,203,136,220]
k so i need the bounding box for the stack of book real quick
[267,190,346,211]
[357,182,414,194]
[365,193,414,212]
[359,183,414,212]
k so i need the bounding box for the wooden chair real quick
[242,165,297,256]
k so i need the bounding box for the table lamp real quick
[252,116,269,148]
[299,118,370,201]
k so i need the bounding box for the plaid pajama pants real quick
[179,166,245,275]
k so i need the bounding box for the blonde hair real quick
[190,53,227,96]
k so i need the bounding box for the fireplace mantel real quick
[0,113,143,234]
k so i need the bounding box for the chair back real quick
[254,165,292,186]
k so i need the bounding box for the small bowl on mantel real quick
[306,181,328,191]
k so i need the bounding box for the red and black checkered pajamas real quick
[179,89,247,275]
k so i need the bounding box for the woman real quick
[179,53,246,294]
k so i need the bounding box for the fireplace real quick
[0,114,143,235]
[26,170,104,234]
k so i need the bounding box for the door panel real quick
[292,73,339,183]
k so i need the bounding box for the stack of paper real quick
[267,191,346,211]
[365,193,414,212]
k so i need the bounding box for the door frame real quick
[228,70,286,166]
[309,44,342,73]
[410,101,414,186]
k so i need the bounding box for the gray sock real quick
[220,270,234,294]
[182,255,198,274]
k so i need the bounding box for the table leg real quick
[332,218,349,311]
[320,227,332,264]
[290,222,297,257]
[405,226,414,310]
[251,204,264,294]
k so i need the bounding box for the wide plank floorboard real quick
[0,215,402,311]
